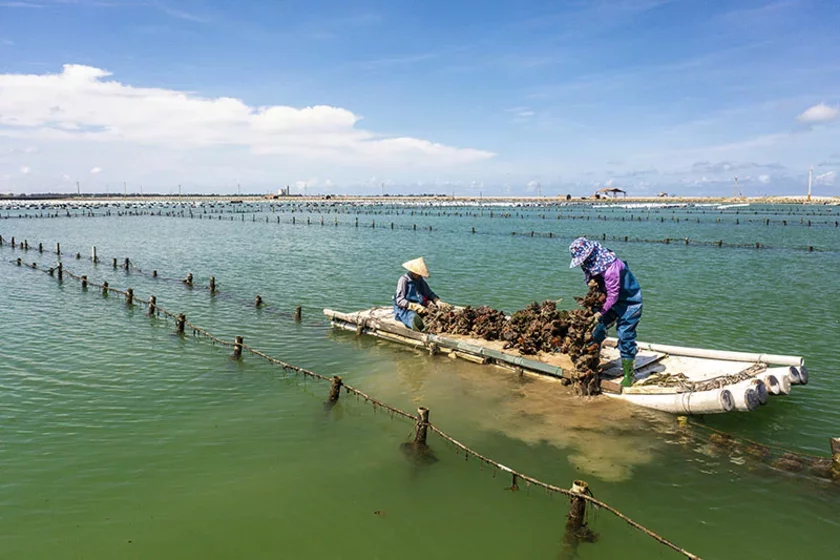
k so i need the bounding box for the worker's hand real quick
[408,302,426,314]
[435,299,452,310]
[593,311,603,323]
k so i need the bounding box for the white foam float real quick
[731,386,760,412]
[762,368,792,394]
[616,388,735,415]
[792,365,809,385]
[756,372,784,395]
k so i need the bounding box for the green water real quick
[1,202,839,559]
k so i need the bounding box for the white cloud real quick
[815,170,836,185]
[797,103,839,124]
[758,174,770,184]
[20,165,30,174]
[61,174,71,181]
[0,64,493,169]
[90,166,102,174]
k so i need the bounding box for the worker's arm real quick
[418,278,438,304]
[394,275,411,308]
[600,260,624,315]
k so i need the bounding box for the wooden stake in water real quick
[414,407,430,446]
[92,246,98,263]
[327,376,343,405]
[295,306,302,322]
[209,276,216,294]
[233,336,244,359]
[81,275,88,289]
[183,273,193,287]
[176,314,186,334]
[148,295,156,316]
[102,281,109,296]
[125,288,134,305]
[564,480,597,547]
[255,295,263,307]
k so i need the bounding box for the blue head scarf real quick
[569,237,617,277]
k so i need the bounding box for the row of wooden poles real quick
[5,204,840,228]
[7,207,828,253]
[0,235,303,321]
[4,250,703,559]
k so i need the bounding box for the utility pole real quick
[733,176,738,198]
[807,167,813,202]
[178,184,182,197]
[76,181,80,196]
[124,182,127,197]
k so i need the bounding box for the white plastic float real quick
[323,307,808,416]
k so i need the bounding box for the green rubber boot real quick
[621,359,635,388]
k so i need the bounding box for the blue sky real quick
[1,0,839,196]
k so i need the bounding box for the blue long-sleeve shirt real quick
[394,273,437,309]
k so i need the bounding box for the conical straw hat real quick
[402,257,430,278]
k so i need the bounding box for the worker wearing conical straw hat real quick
[569,237,643,388]
[393,257,451,331]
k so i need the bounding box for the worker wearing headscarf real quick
[569,237,643,387]
[393,257,450,331]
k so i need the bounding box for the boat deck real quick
[323,307,807,415]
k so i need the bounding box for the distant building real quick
[595,187,627,198]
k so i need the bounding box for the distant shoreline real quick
[1,193,837,205]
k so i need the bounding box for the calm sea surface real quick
[1,201,838,559]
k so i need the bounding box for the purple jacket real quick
[586,259,624,315]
